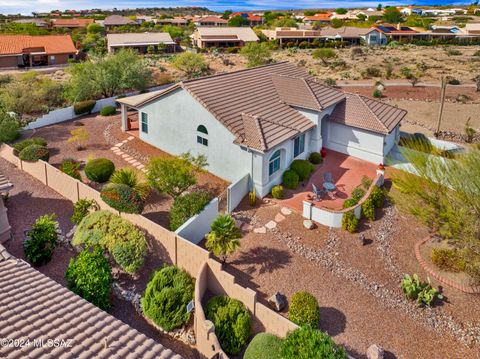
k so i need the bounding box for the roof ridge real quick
[349,93,390,132]
[302,78,324,110]
[241,112,267,151]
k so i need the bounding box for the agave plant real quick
[205,214,241,264]
[109,168,151,200]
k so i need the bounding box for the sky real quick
[0,0,471,15]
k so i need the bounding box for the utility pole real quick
[435,76,447,138]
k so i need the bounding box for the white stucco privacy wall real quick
[227,174,250,213]
[175,198,219,244]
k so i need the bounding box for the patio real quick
[280,151,378,212]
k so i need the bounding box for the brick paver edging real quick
[414,236,480,294]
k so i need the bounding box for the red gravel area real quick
[0,158,200,359]
[224,197,480,358]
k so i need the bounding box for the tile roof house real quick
[230,12,264,26]
[117,62,406,197]
[107,33,177,53]
[51,18,94,28]
[103,15,139,30]
[0,35,77,68]
[465,23,480,35]
[373,24,420,40]
[193,16,228,27]
[262,27,323,43]
[0,245,182,359]
[303,13,333,24]
[320,26,387,45]
[191,27,259,48]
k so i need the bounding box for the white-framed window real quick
[141,113,148,133]
[197,125,208,146]
[269,150,281,176]
[293,133,305,157]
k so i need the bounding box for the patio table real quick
[323,182,336,192]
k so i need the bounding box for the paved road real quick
[337,80,477,88]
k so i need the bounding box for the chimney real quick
[397,23,401,30]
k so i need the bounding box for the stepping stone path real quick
[109,136,146,171]
[252,207,292,234]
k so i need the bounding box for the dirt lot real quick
[222,191,480,359]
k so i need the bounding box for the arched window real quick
[269,150,281,176]
[197,125,208,146]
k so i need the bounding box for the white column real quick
[120,104,128,132]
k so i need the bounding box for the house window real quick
[141,113,148,133]
[293,134,305,157]
[50,55,56,65]
[197,125,208,146]
[269,150,281,176]
[370,35,377,42]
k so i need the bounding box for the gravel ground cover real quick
[223,195,480,359]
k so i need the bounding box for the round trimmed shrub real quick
[271,185,284,199]
[308,152,323,165]
[99,105,117,116]
[60,158,81,180]
[290,159,314,181]
[73,210,147,273]
[84,158,115,183]
[13,137,46,156]
[289,292,320,328]
[0,118,21,144]
[369,186,385,208]
[342,210,358,233]
[24,214,58,266]
[283,170,299,189]
[244,333,283,359]
[100,183,144,214]
[141,266,195,331]
[281,326,347,359]
[361,197,376,221]
[206,295,252,355]
[65,247,112,310]
[169,191,212,231]
[74,100,96,115]
[18,144,49,162]
[343,198,358,209]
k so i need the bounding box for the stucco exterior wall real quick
[175,198,219,244]
[0,56,20,68]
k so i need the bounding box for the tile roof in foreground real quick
[329,93,407,134]
[0,245,182,359]
[119,62,405,151]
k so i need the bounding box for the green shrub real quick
[73,100,96,115]
[289,292,320,328]
[109,168,150,200]
[351,186,366,201]
[0,117,21,144]
[18,144,49,162]
[60,158,81,180]
[361,175,373,190]
[364,66,382,78]
[373,89,383,98]
[100,183,144,214]
[281,326,347,359]
[13,137,46,156]
[141,266,195,331]
[308,152,323,165]
[369,186,385,208]
[283,170,299,189]
[401,273,443,306]
[65,247,112,310]
[271,185,284,199]
[431,247,465,272]
[24,214,58,266]
[84,158,115,183]
[71,198,96,225]
[206,295,251,355]
[447,78,460,85]
[244,333,283,359]
[343,198,358,209]
[99,105,116,116]
[73,210,147,273]
[342,210,358,233]
[169,191,211,231]
[361,197,376,221]
[290,159,314,181]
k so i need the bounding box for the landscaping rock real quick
[253,227,267,234]
[268,292,287,312]
[265,220,277,229]
[367,344,385,359]
[281,207,292,215]
[303,219,315,229]
[274,213,286,222]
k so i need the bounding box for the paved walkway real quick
[110,136,146,172]
[252,207,292,234]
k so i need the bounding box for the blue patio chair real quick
[312,183,323,201]
[323,172,333,183]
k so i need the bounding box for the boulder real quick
[367,344,385,359]
[303,219,314,230]
[268,292,287,312]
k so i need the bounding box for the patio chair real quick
[323,172,334,183]
[312,183,323,201]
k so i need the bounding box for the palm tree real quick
[109,168,151,200]
[205,214,241,264]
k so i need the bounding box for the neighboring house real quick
[136,15,154,23]
[0,35,76,68]
[465,23,480,35]
[191,27,259,48]
[0,244,181,359]
[430,25,462,34]
[117,62,406,197]
[107,33,177,53]
[321,26,387,45]
[51,18,94,29]
[331,11,361,21]
[103,15,139,30]
[0,174,12,244]
[230,12,264,26]
[193,16,228,27]
[373,24,419,41]
[352,9,384,19]
[13,18,49,27]
[155,17,189,26]
[303,13,332,24]
[262,27,323,44]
